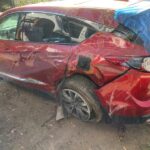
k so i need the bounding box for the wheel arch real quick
[56,73,99,91]
[57,73,103,122]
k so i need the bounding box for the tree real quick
[10,0,15,7]
[0,0,12,11]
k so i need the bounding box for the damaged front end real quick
[95,57,150,124]
[64,30,150,123]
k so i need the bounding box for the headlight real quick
[105,56,150,72]
[142,57,150,72]
[125,57,143,70]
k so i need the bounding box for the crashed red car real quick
[0,0,150,123]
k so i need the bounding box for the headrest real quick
[34,18,55,38]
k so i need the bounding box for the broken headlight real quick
[106,56,150,72]
[141,57,150,72]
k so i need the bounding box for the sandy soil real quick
[0,80,150,150]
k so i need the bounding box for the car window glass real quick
[61,17,113,43]
[17,12,71,44]
[16,12,113,45]
[0,13,19,40]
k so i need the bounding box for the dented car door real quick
[8,41,72,91]
[0,12,72,92]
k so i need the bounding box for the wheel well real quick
[57,73,103,122]
[57,73,98,90]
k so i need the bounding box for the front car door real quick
[0,11,73,92]
[0,13,21,76]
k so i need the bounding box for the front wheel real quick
[59,75,102,122]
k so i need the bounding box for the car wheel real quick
[59,75,102,122]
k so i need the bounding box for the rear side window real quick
[0,13,19,40]
[61,17,113,43]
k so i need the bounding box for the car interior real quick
[0,12,113,45]
[17,12,109,44]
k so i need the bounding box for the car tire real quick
[59,75,102,122]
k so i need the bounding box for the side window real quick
[61,17,98,43]
[61,17,113,43]
[16,12,113,44]
[17,12,71,44]
[0,13,20,40]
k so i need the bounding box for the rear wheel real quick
[59,75,102,122]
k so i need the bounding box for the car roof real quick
[3,0,129,28]
[28,0,129,10]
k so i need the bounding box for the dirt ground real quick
[0,80,150,150]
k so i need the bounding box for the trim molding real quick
[0,72,46,85]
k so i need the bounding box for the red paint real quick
[95,70,150,117]
[0,2,150,120]
[0,39,72,92]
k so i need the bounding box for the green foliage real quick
[0,0,11,11]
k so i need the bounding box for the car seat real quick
[34,18,55,40]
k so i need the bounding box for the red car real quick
[0,0,150,123]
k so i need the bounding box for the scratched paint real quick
[0,0,150,121]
